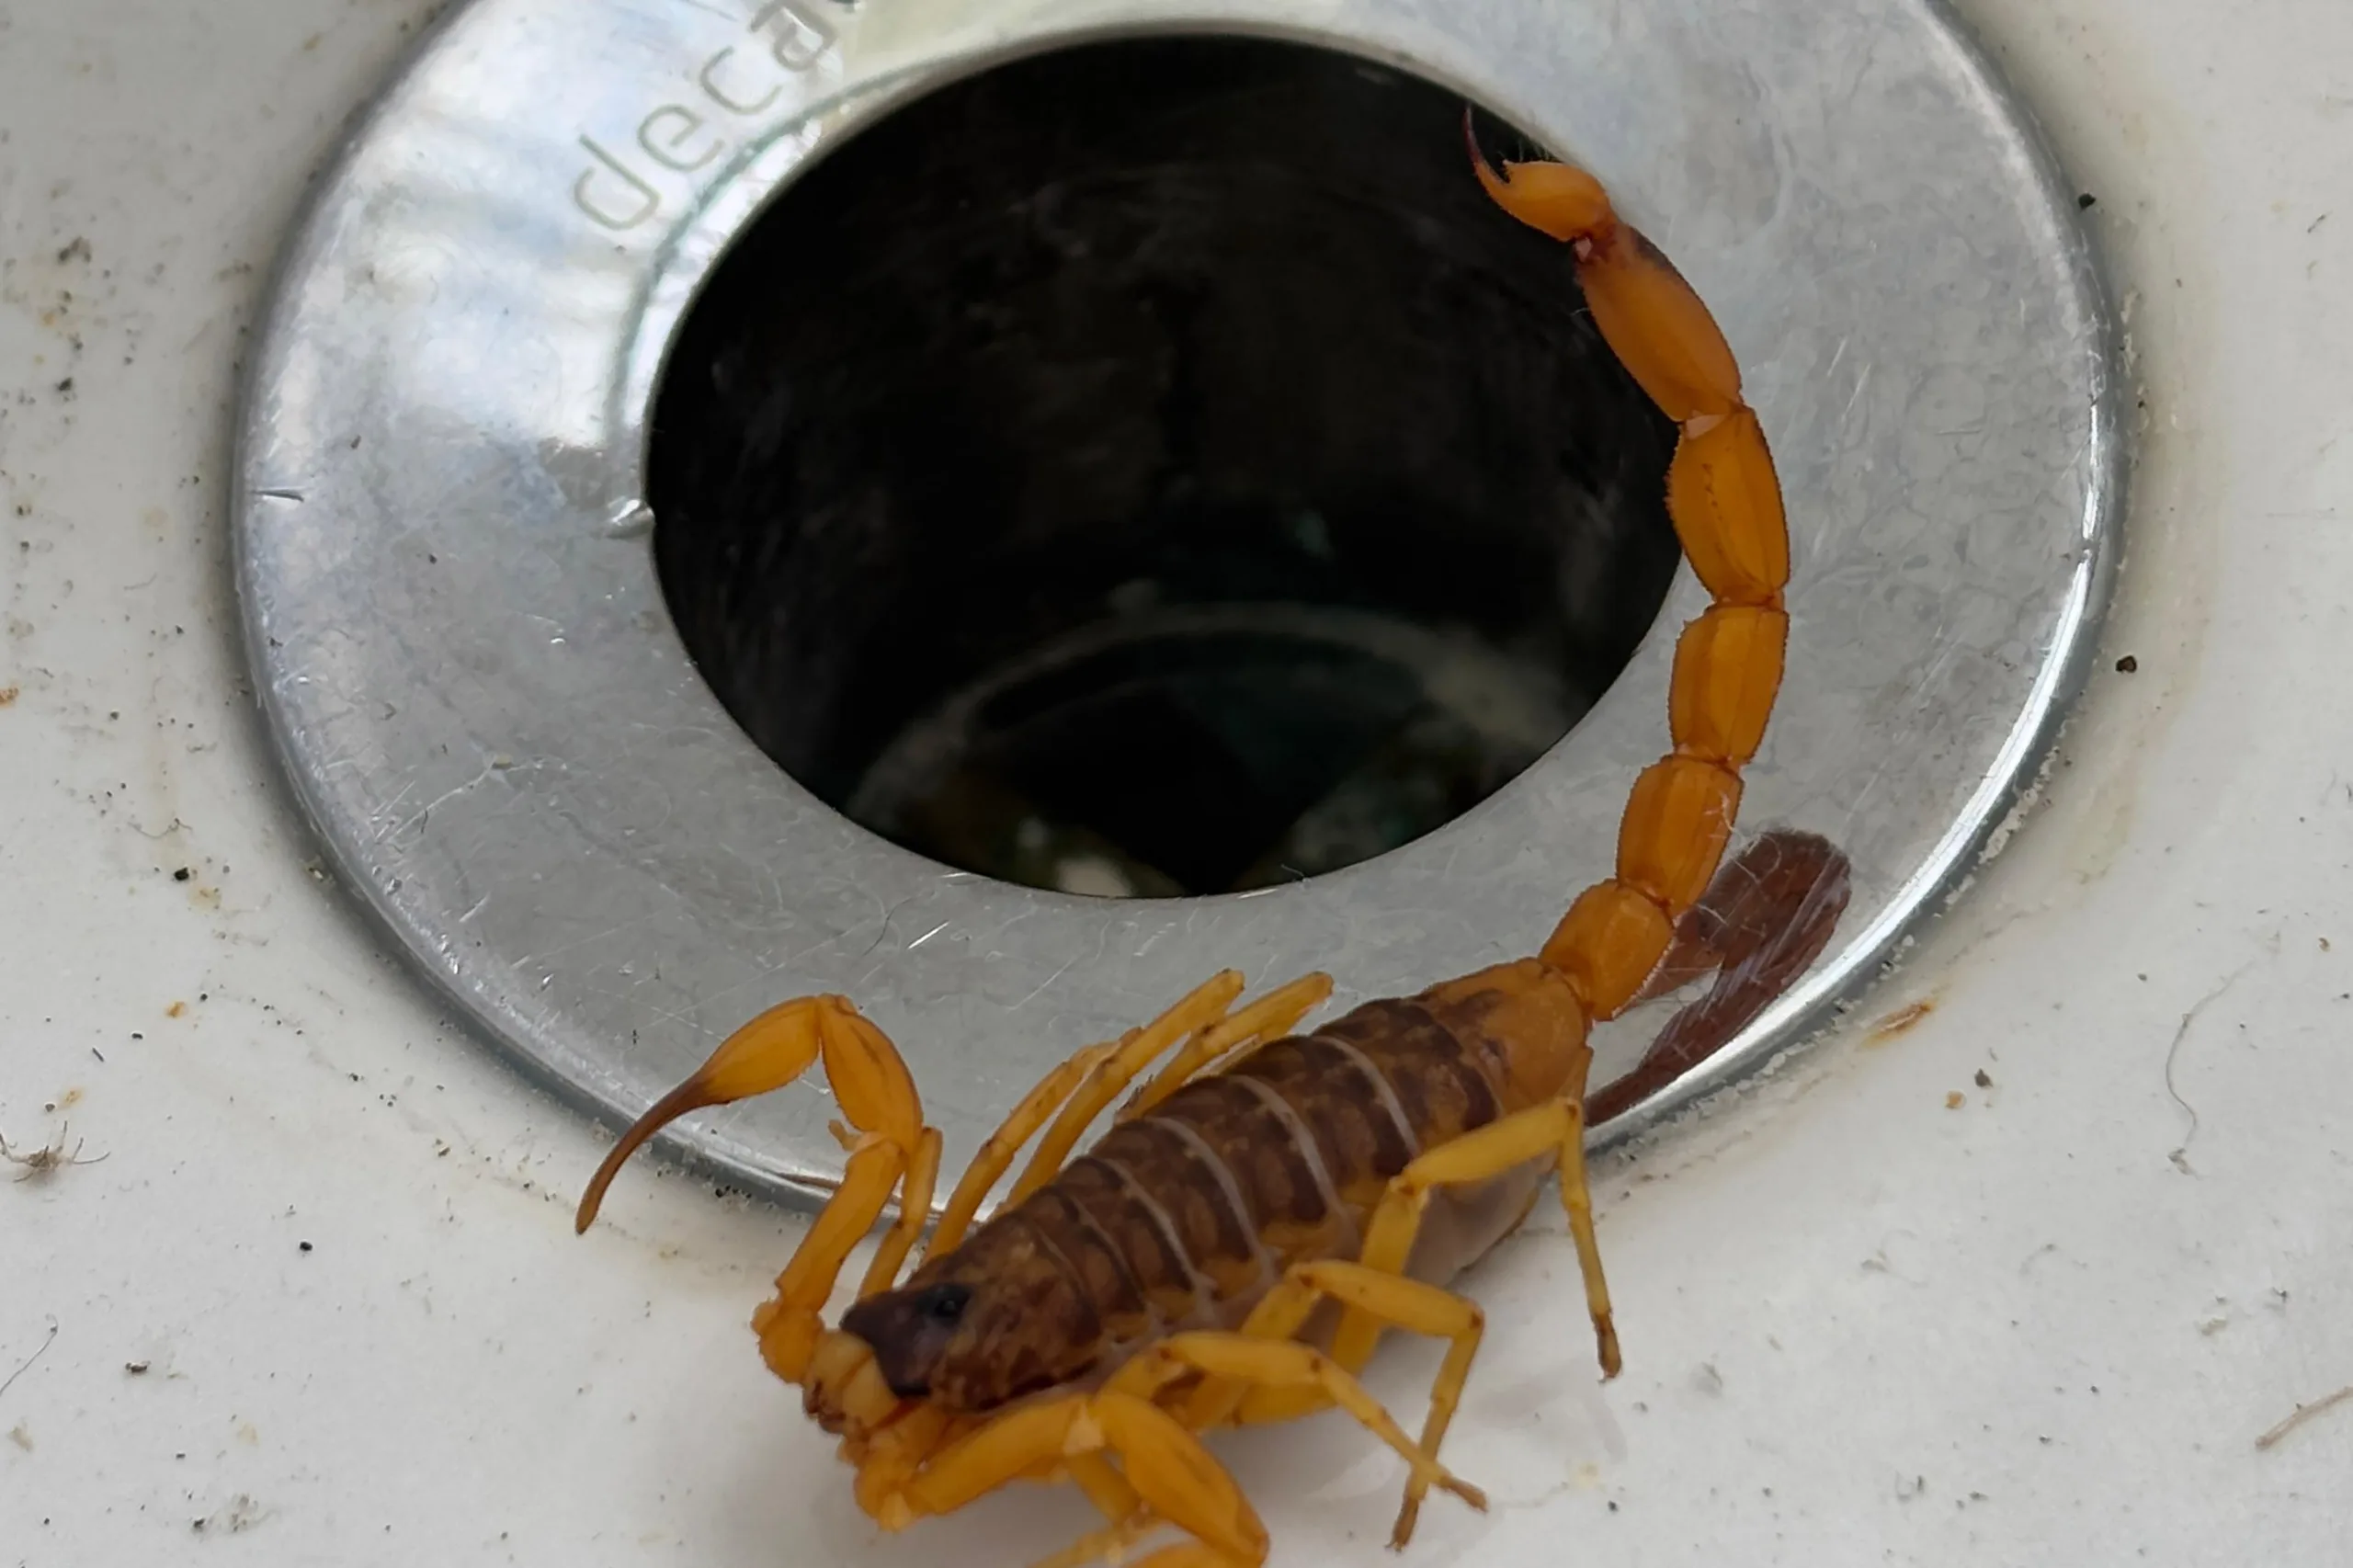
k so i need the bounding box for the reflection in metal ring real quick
[233,0,2122,1208]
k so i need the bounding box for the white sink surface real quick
[3,1,2347,1562]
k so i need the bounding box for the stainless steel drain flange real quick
[234,0,2121,1204]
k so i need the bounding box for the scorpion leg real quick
[1004,971,1245,1204]
[1120,1259,1488,1549]
[1109,1332,1483,1514]
[927,1039,1122,1259]
[931,972,1328,1261]
[870,1389,1269,1568]
[1006,971,1306,1205]
[858,1121,945,1296]
[1339,1098,1615,1385]
[572,994,936,1383]
[1118,972,1331,1123]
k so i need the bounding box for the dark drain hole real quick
[650,34,1679,897]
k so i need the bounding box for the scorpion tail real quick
[1466,109,1792,1027]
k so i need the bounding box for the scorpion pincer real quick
[574,115,1835,1568]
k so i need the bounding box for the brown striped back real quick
[850,965,1590,1415]
[992,996,1513,1349]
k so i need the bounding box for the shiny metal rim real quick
[233,0,2121,1206]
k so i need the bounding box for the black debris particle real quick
[1974,1069,1994,1088]
[298,1241,313,1254]
[125,1360,150,1375]
[172,867,192,881]
[2115,655,2138,673]
[2077,193,2097,210]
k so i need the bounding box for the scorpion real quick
[574,116,1851,1568]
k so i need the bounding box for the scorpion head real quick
[834,1225,1102,1415]
[838,1279,979,1399]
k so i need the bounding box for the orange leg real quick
[1118,972,1331,1122]
[927,1038,1122,1259]
[1109,1332,1483,1513]
[1469,114,1791,1025]
[867,1390,1271,1568]
[931,972,1328,1255]
[862,1336,1479,1568]
[1117,1259,1490,1549]
[1006,971,1336,1205]
[1001,971,1247,1205]
[1338,1097,1614,1381]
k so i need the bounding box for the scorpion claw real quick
[574,996,826,1233]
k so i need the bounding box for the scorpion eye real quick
[916,1283,972,1324]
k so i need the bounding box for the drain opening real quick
[650,34,1679,898]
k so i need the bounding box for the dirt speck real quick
[0,686,18,708]
[2115,654,2138,673]
[2,1123,106,1182]
[6,1423,29,1451]
[166,1001,188,1018]
[125,1360,151,1375]
[1867,998,1937,1043]
[2165,965,2249,1175]
[1,1320,59,1405]
[1944,1091,1967,1110]
[1973,1069,1994,1089]
[2256,1386,2353,1451]
[191,1494,270,1534]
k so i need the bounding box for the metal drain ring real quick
[235,0,2120,1204]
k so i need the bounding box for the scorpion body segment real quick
[847,960,1590,1414]
[573,119,1852,1568]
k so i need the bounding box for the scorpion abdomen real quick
[968,972,1570,1394]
